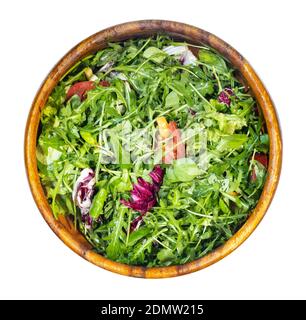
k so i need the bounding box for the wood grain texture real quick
[24,20,282,278]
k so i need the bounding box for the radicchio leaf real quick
[120,166,164,232]
[129,215,144,232]
[163,46,197,66]
[189,108,196,116]
[149,165,164,190]
[218,88,234,106]
[98,61,114,73]
[72,168,95,228]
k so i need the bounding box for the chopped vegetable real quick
[254,153,268,168]
[156,118,185,164]
[100,80,110,87]
[120,165,164,231]
[72,168,95,228]
[168,121,185,160]
[218,88,234,106]
[121,166,163,213]
[166,158,204,182]
[251,152,269,182]
[66,81,95,101]
[66,80,110,101]
[163,45,197,65]
[99,61,114,73]
[84,67,98,81]
[143,46,166,64]
[156,116,170,139]
[120,177,157,213]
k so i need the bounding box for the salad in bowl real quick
[36,35,269,267]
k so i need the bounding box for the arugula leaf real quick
[127,227,151,247]
[165,91,179,108]
[143,47,166,63]
[157,248,175,263]
[106,206,127,260]
[217,134,248,152]
[80,130,97,145]
[166,158,205,182]
[198,50,227,72]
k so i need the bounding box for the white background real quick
[0,0,305,300]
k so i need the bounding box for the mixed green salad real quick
[37,36,269,266]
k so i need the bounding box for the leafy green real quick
[143,46,166,63]
[127,227,151,247]
[217,134,248,152]
[89,188,108,219]
[106,206,127,260]
[80,130,97,145]
[157,248,175,263]
[198,50,227,72]
[166,158,205,182]
[165,91,180,108]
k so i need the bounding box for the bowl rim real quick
[24,19,282,278]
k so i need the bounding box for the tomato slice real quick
[66,81,95,101]
[169,121,185,160]
[251,153,268,181]
[156,118,185,163]
[163,121,185,163]
[254,153,268,168]
[156,116,170,139]
[164,137,175,164]
[66,80,111,101]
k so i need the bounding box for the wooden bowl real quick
[24,20,282,278]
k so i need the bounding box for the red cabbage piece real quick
[120,165,164,232]
[218,88,234,106]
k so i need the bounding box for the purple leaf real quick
[163,46,197,66]
[218,88,234,106]
[72,168,95,228]
[149,165,164,189]
[120,165,164,232]
[189,108,196,116]
[130,215,145,232]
